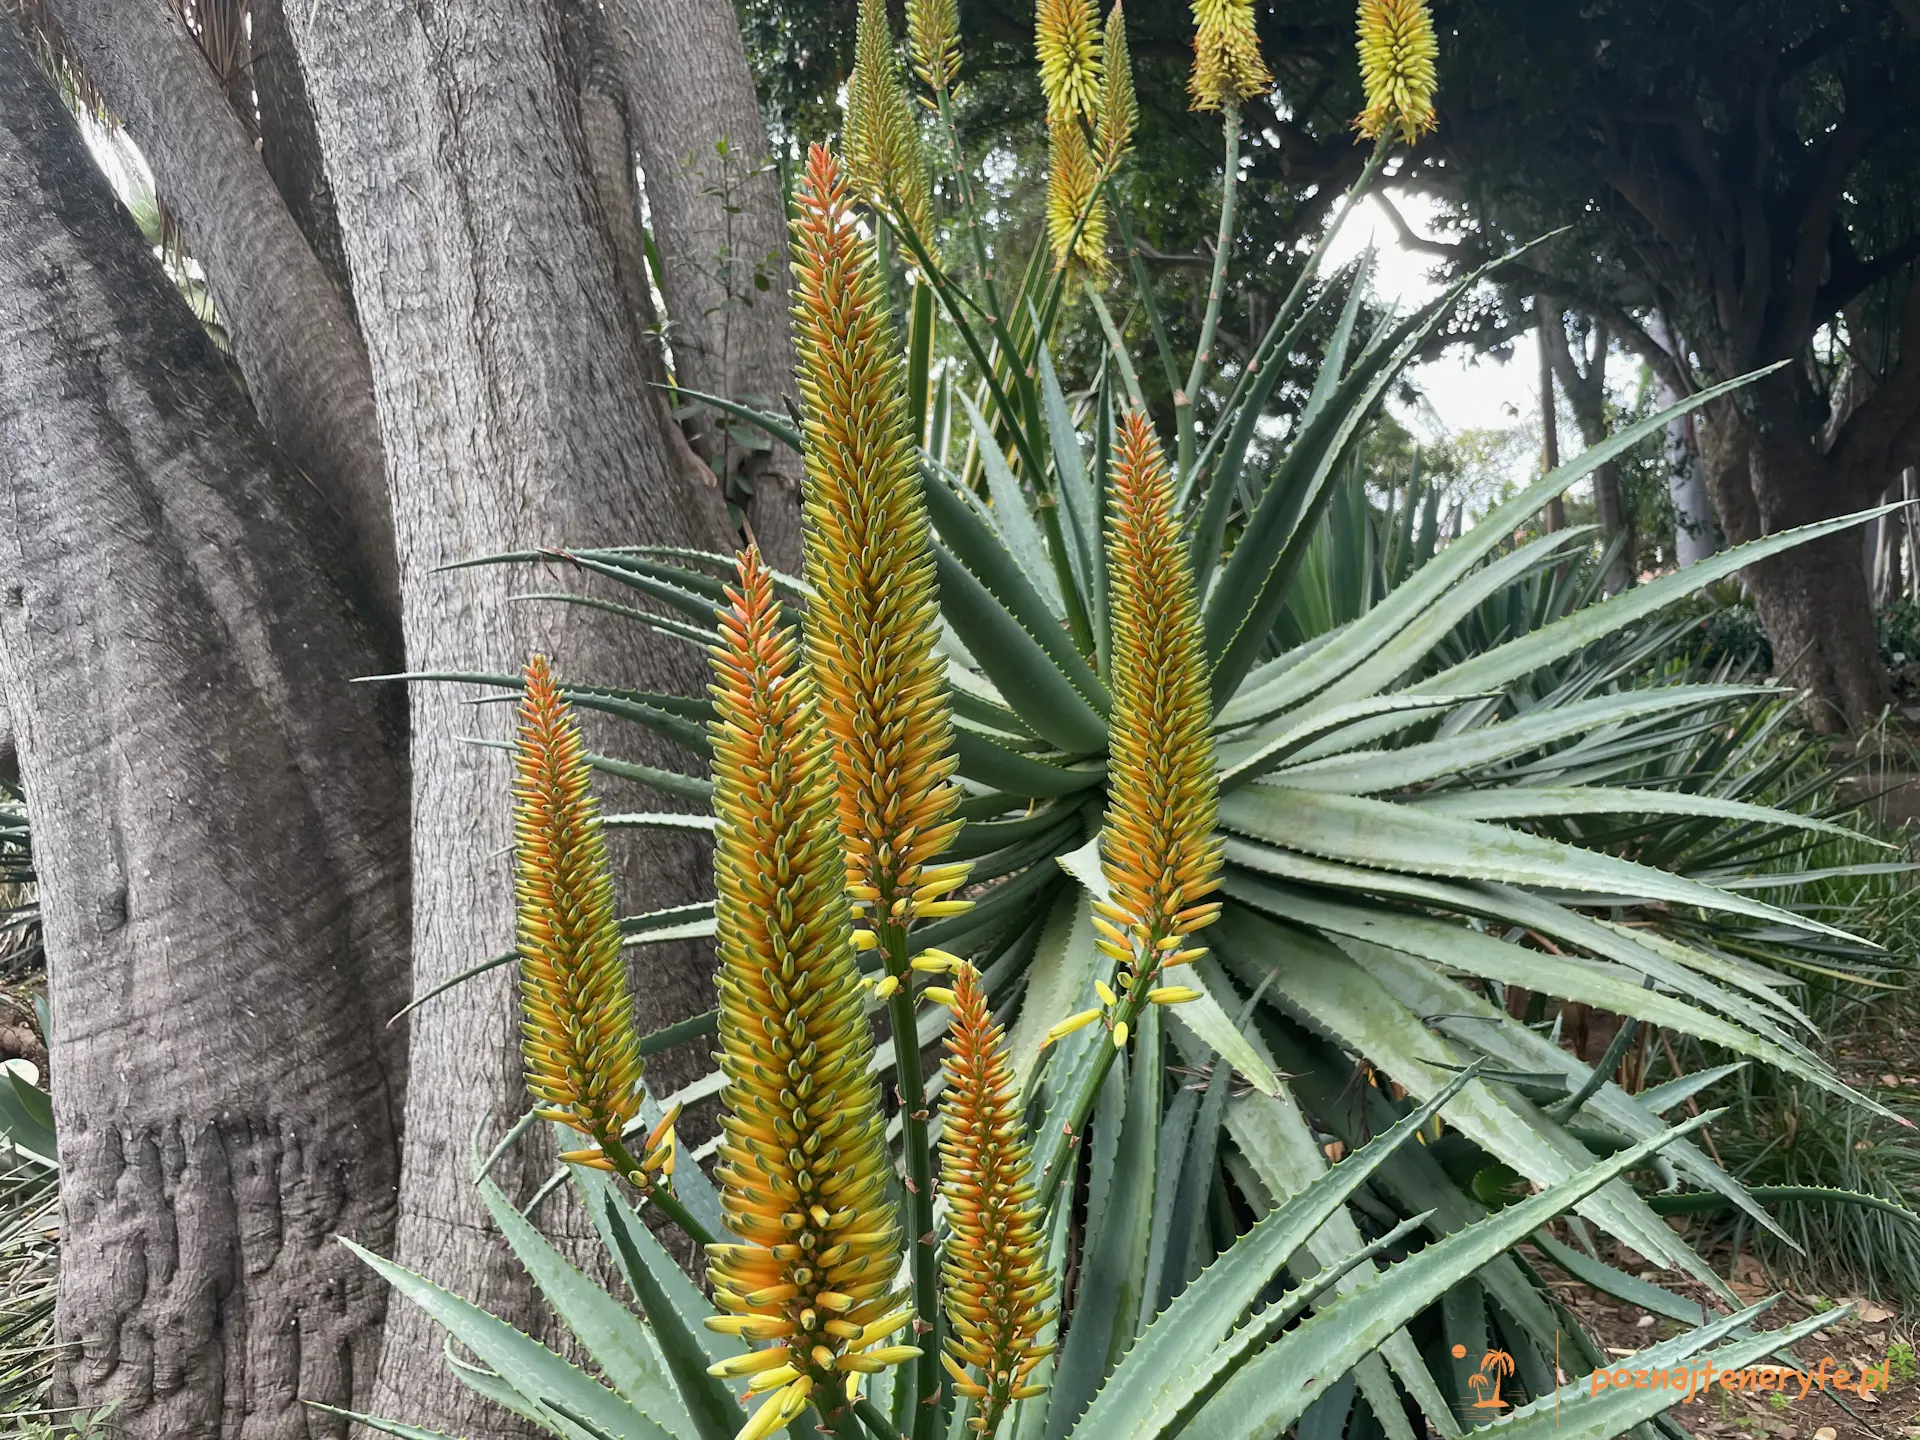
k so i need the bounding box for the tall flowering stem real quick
[705,549,916,1440]
[513,656,706,1241]
[791,143,968,1437]
[1034,414,1222,1212]
[848,0,935,249]
[1095,413,1222,994]
[936,966,1055,1435]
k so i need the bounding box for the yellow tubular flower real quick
[907,0,961,93]
[939,966,1056,1435]
[513,654,643,1159]
[1034,0,1102,123]
[1097,1,1137,171]
[847,0,936,247]
[790,144,964,936]
[1355,0,1438,145]
[1045,111,1108,280]
[1097,413,1223,995]
[1188,0,1272,112]
[705,549,912,1425]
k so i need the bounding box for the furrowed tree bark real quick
[0,21,410,1437]
[249,0,354,302]
[612,0,805,572]
[283,3,734,1431]
[1701,385,1894,731]
[45,0,399,621]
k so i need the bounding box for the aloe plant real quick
[341,1,1906,1435]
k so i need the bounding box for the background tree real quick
[0,0,805,1433]
[743,0,1920,729]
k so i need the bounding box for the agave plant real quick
[345,2,1912,1436]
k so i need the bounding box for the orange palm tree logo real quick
[1467,1349,1515,1412]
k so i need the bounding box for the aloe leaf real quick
[375,671,712,756]
[1221,843,1831,1076]
[475,1177,689,1438]
[1411,503,1903,704]
[1227,875,1860,1116]
[1175,1112,1717,1440]
[337,1238,672,1440]
[956,392,1064,614]
[952,724,1102,796]
[1346,941,1789,1246]
[1530,1232,1706,1326]
[1215,693,1481,788]
[583,1182,748,1440]
[1194,1017,1461,1440]
[1036,343,1104,626]
[1045,1056,1134,1440]
[661,384,802,452]
[926,461,1108,714]
[1410,784,1881,846]
[1272,686,1758,794]
[1189,277,1348,591]
[1007,886,1101,1100]
[1204,244,1558,703]
[510,591,717,651]
[1162,968,1282,1096]
[1635,1064,1749,1116]
[1471,1304,1841,1440]
[933,549,1108,754]
[0,1067,55,1163]
[1213,907,1720,1284]
[305,1404,472,1440]
[1216,365,1792,728]
[601,813,717,834]
[1072,1068,1476,1440]
[1219,785,1867,945]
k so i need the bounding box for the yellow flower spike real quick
[511,654,644,1163]
[1188,0,1272,112]
[1045,111,1109,280]
[1097,413,1224,1000]
[705,548,910,1410]
[911,948,962,973]
[1148,986,1203,1005]
[847,0,937,245]
[939,966,1057,1438]
[923,986,959,1008]
[873,974,901,1001]
[1097,1,1137,171]
[1034,0,1102,123]
[1043,1007,1103,1046]
[1093,979,1117,1007]
[790,145,962,941]
[906,0,961,93]
[1355,0,1438,145]
[1112,1021,1130,1048]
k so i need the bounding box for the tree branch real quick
[45,0,399,621]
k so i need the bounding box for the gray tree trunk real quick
[1654,323,1719,567]
[0,22,411,1436]
[283,3,733,1432]
[1541,309,1633,592]
[612,0,805,571]
[45,0,398,620]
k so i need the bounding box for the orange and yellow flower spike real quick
[1095,413,1223,1011]
[1188,0,1272,112]
[1096,1,1137,172]
[937,966,1056,1435]
[512,655,648,1167]
[704,548,913,1430]
[790,143,966,940]
[847,0,937,248]
[1355,0,1438,145]
[907,0,961,94]
[1045,110,1108,279]
[1035,0,1102,124]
